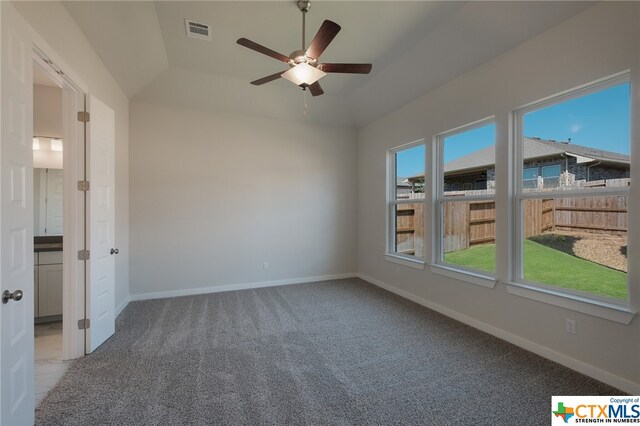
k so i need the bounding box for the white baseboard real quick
[129,273,357,302]
[115,295,131,318]
[357,273,640,395]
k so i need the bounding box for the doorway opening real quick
[32,48,86,405]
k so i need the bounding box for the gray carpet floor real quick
[36,278,621,425]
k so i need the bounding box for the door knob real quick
[2,289,23,304]
[110,248,119,255]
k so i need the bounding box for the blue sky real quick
[524,82,630,155]
[443,124,495,164]
[396,82,630,177]
[396,145,425,178]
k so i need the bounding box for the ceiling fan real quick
[237,0,372,97]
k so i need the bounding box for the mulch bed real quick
[529,231,627,272]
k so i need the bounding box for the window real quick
[387,142,425,262]
[515,75,630,303]
[523,167,539,189]
[435,120,496,276]
[523,165,563,190]
[541,165,561,188]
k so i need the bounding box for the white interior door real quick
[86,96,116,353]
[0,2,35,425]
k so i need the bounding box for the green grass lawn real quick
[444,240,627,300]
[444,244,497,274]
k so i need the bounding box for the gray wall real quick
[34,84,62,137]
[129,102,357,297]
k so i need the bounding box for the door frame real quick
[32,46,87,360]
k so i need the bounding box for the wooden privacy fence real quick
[441,196,627,252]
[443,200,496,253]
[553,196,628,235]
[442,199,555,252]
[396,203,424,258]
[395,195,628,254]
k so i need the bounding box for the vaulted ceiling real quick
[62,1,594,128]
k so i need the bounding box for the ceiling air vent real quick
[185,19,211,41]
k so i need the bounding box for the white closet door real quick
[0,2,35,424]
[86,95,116,353]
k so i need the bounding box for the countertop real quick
[34,236,63,253]
[34,243,63,252]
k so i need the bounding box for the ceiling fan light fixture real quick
[237,0,371,97]
[282,63,326,87]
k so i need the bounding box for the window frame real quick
[512,72,631,307]
[386,139,426,268]
[433,117,497,280]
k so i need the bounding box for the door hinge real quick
[77,180,90,191]
[77,249,90,260]
[77,111,90,123]
[78,319,90,330]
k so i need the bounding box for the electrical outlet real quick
[565,319,576,335]
[263,262,269,271]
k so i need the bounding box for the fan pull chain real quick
[303,89,309,119]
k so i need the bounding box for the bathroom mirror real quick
[34,168,63,236]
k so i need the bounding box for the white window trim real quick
[386,139,426,267]
[512,72,635,316]
[516,70,630,116]
[433,117,496,284]
[385,253,426,270]
[504,281,635,325]
[431,264,496,288]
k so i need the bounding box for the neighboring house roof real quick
[397,177,411,187]
[405,174,425,182]
[443,137,630,174]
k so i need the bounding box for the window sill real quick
[385,254,426,270]
[430,264,497,289]
[504,281,636,325]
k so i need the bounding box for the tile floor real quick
[35,322,70,406]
